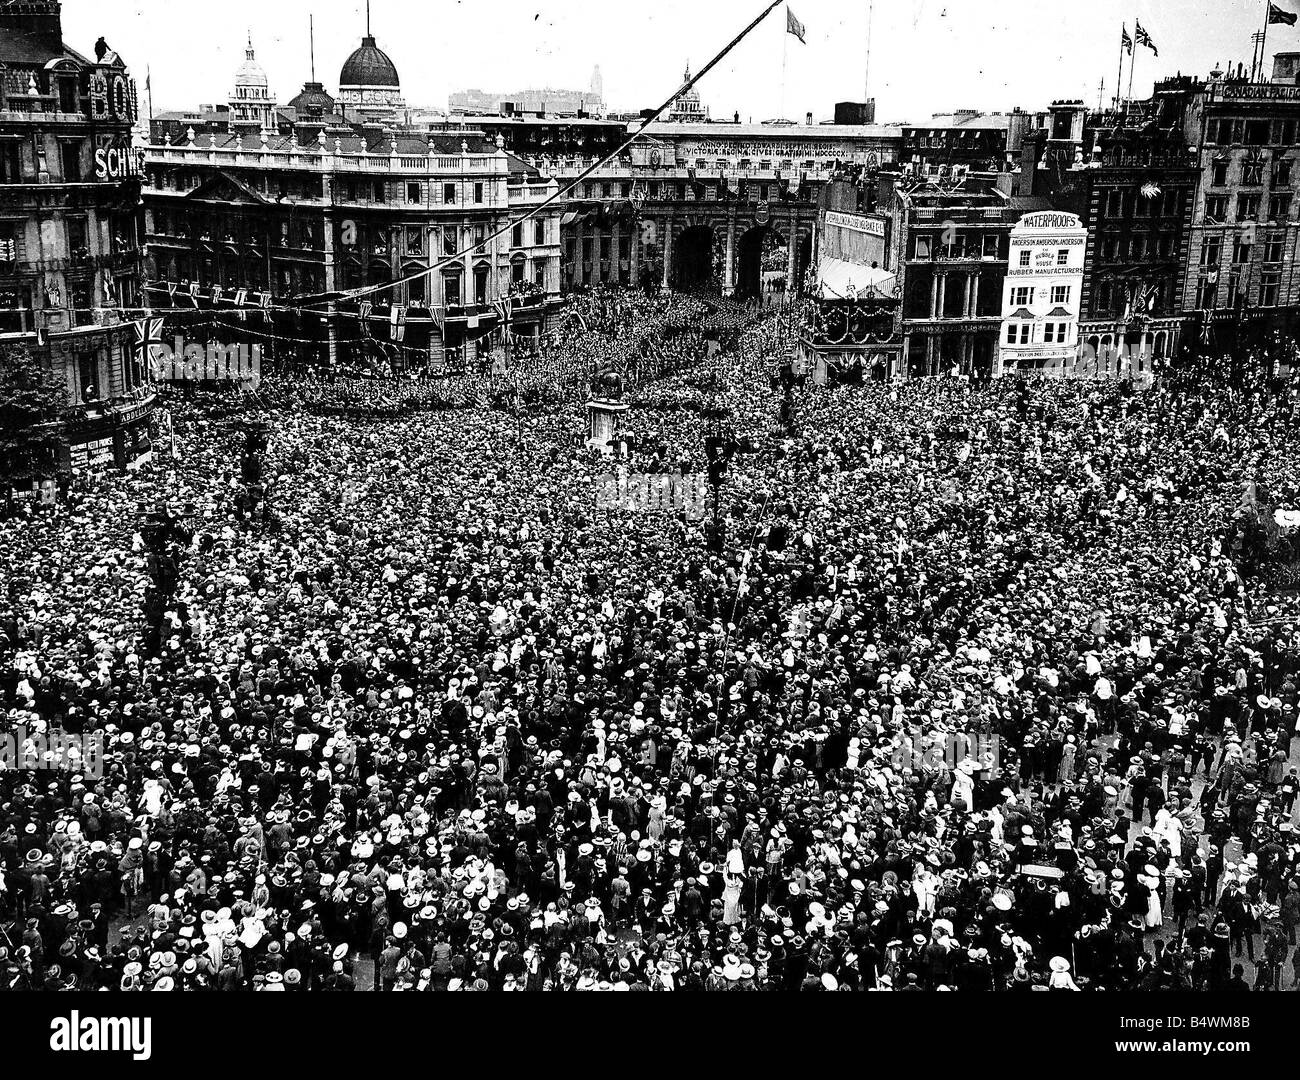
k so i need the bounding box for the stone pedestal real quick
[585,397,630,456]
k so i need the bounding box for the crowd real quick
[2,287,1300,992]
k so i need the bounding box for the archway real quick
[735,225,788,304]
[673,224,717,291]
[796,234,812,296]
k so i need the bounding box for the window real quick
[1265,236,1285,263]
[405,226,423,256]
[60,140,81,181]
[67,217,88,259]
[511,257,525,285]
[1105,189,1124,217]
[443,183,457,204]
[1211,160,1228,186]
[0,141,21,182]
[915,235,933,259]
[982,233,999,258]
[1232,237,1252,264]
[1018,250,1031,267]
[1237,193,1260,220]
[0,221,18,265]
[1102,237,1118,261]
[1043,322,1067,344]
[1205,194,1229,222]
[1241,159,1265,186]
[442,228,458,257]
[1011,286,1032,307]
[1270,193,1292,220]
[1244,118,1271,145]
[473,182,484,203]
[1005,322,1029,344]
[534,220,545,246]
[1275,158,1293,187]
[374,181,386,202]
[512,222,524,248]
[1262,268,1281,307]
[407,275,425,305]
[1050,285,1071,305]
[1056,248,1069,266]
[406,182,421,204]
[443,273,461,307]
[474,266,488,305]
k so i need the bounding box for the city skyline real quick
[64,0,1300,125]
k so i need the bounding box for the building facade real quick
[1023,97,1198,371]
[1178,62,1300,353]
[143,129,561,371]
[0,0,151,483]
[999,209,1087,374]
[891,179,1018,378]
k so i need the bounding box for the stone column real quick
[724,218,736,295]
[662,223,672,290]
[936,273,947,319]
[930,273,939,318]
[785,227,797,296]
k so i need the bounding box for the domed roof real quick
[234,40,268,89]
[339,35,399,88]
[288,81,336,116]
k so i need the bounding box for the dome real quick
[234,41,268,89]
[339,35,399,88]
[289,81,336,116]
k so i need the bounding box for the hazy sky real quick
[62,0,1296,123]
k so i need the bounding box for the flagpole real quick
[1127,30,1137,114]
[1260,0,1271,82]
[781,9,789,120]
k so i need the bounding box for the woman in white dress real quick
[722,871,743,926]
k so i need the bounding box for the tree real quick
[0,343,69,484]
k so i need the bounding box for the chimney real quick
[805,111,813,126]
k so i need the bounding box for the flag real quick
[1270,3,1298,25]
[786,7,806,43]
[132,317,166,378]
[1134,20,1157,55]
[1121,24,1133,52]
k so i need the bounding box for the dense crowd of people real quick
[2,287,1300,992]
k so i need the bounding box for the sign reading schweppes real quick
[94,140,146,181]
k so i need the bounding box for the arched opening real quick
[736,225,788,305]
[1153,331,1167,359]
[673,224,717,291]
[796,234,812,296]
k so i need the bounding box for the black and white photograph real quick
[0,0,1297,1059]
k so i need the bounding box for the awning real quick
[1010,307,1033,319]
[815,257,895,300]
[1047,306,1072,317]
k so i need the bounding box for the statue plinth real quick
[585,397,630,456]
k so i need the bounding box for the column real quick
[592,225,604,286]
[786,228,797,297]
[724,218,736,295]
[631,215,642,287]
[925,334,936,376]
[662,223,672,290]
[930,273,939,318]
[936,273,947,319]
[965,274,976,317]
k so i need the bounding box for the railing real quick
[145,144,508,176]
